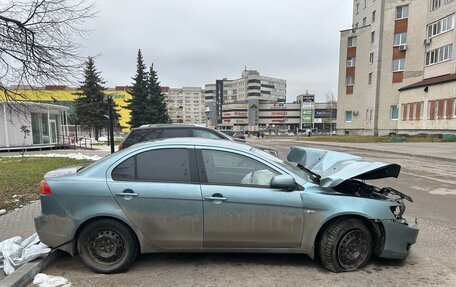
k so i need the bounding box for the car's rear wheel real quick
[77,219,138,273]
[319,218,372,272]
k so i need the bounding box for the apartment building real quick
[338,0,456,135]
[205,69,287,129]
[164,87,206,125]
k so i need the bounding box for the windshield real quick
[252,148,312,182]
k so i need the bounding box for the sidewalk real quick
[250,138,456,162]
[0,201,41,282]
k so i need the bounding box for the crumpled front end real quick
[377,218,419,259]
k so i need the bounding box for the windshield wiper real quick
[297,164,321,184]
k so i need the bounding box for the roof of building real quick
[0,101,69,111]
[398,73,456,91]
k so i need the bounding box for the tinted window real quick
[137,149,190,182]
[124,129,160,147]
[201,150,278,186]
[112,156,135,180]
[159,128,190,138]
[193,129,223,139]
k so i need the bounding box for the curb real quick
[0,251,60,287]
[299,141,456,163]
[256,138,456,163]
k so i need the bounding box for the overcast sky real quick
[82,0,353,102]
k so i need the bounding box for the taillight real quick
[40,180,53,195]
[119,142,124,150]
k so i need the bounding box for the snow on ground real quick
[3,153,102,161]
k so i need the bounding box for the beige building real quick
[164,87,206,125]
[338,0,456,135]
[205,69,287,129]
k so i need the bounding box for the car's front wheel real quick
[77,219,138,273]
[319,218,372,272]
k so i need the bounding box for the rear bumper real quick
[34,212,74,254]
[378,218,419,260]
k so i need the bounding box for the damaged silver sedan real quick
[34,138,419,273]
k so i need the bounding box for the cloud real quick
[83,0,352,102]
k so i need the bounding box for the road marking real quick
[401,171,456,185]
[429,188,456,195]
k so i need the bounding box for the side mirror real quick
[270,174,296,190]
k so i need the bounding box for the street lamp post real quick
[104,93,115,154]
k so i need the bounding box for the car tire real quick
[319,218,372,272]
[77,219,138,274]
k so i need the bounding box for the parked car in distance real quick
[118,124,278,156]
[35,139,419,274]
[219,130,246,140]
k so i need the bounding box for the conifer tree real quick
[124,49,149,128]
[74,57,119,140]
[146,64,170,123]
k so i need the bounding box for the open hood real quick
[287,146,401,188]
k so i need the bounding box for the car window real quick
[112,156,135,180]
[112,149,191,182]
[159,128,190,138]
[124,129,160,147]
[201,150,278,186]
[193,129,223,139]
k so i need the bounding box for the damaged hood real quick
[287,146,401,188]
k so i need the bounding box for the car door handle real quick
[204,196,228,201]
[116,193,139,197]
[116,189,138,197]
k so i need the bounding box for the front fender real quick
[299,190,396,257]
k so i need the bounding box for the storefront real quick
[0,102,69,149]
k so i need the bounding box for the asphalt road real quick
[43,141,456,287]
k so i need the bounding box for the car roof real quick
[134,124,202,130]
[131,137,251,151]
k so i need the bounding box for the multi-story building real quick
[164,87,206,125]
[205,69,287,130]
[338,0,456,135]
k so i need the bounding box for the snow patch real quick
[0,233,51,275]
[5,153,102,161]
[33,273,72,287]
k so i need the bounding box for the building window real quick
[431,0,441,11]
[347,57,356,67]
[393,58,406,71]
[363,17,367,26]
[394,32,407,46]
[372,10,376,22]
[369,110,373,122]
[427,14,454,38]
[368,72,373,84]
[346,75,355,86]
[396,5,409,19]
[348,36,357,47]
[391,105,399,120]
[364,0,367,8]
[354,22,359,29]
[356,3,359,14]
[371,31,375,43]
[425,44,453,65]
[369,52,374,64]
[345,111,353,122]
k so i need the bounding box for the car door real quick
[197,148,304,249]
[106,147,203,249]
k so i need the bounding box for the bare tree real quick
[0,0,95,110]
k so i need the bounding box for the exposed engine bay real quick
[333,179,413,219]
